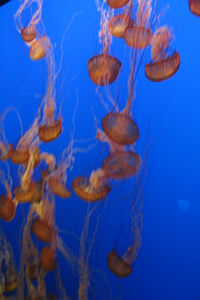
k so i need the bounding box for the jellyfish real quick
[107,0,130,9]
[40,246,56,272]
[102,150,141,180]
[145,26,180,81]
[14,180,36,203]
[73,168,111,202]
[108,13,134,39]
[14,0,47,61]
[0,169,16,222]
[37,37,62,142]
[107,250,133,277]
[42,141,77,199]
[31,217,55,243]
[124,0,153,49]
[189,0,200,16]
[102,112,139,145]
[88,0,122,85]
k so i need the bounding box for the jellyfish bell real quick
[145,51,180,82]
[72,169,111,202]
[31,217,55,243]
[14,180,36,203]
[48,177,71,199]
[9,144,29,164]
[0,196,16,222]
[21,26,37,43]
[108,14,134,39]
[29,36,51,61]
[189,0,200,16]
[107,250,132,278]
[102,112,139,145]
[107,0,130,9]
[88,54,122,86]
[124,25,153,49]
[102,151,141,180]
[40,246,56,272]
[39,119,62,142]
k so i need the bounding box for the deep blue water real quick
[0,0,200,299]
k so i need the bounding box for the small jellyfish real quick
[0,170,16,222]
[14,180,36,203]
[107,250,133,278]
[189,0,200,16]
[107,0,130,9]
[88,1,122,85]
[39,119,62,143]
[108,14,134,38]
[29,36,51,61]
[102,112,139,145]
[145,26,180,81]
[124,0,153,49]
[102,150,141,180]
[31,217,55,243]
[88,54,121,86]
[21,26,37,43]
[0,196,16,222]
[72,169,111,202]
[14,0,43,41]
[40,246,56,272]
[8,144,30,164]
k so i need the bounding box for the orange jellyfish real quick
[29,36,51,61]
[0,195,16,222]
[102,150,141,180]
[88,1,121,85]
[31,217,55,243]
[145,26,180,81]
[189,0,200,16]
[108,13,134,39]
[124,0,153,49]
[14,180,36,203]
[38,40,62,142]
[107,0,130,9]
[102,112,139,145]
[21,26,37,43]
[107,250,133,277]
[0,170,16,222]
[14,0,42,44]
[40,246,56,272]
[107,160,144,278]
[73,168,111,202]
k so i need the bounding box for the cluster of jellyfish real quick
[0,0,198,299]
